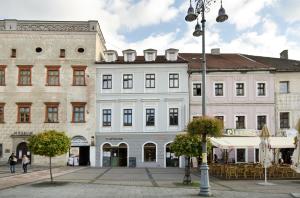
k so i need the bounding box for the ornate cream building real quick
[0,19,106,165]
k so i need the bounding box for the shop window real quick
[236,148,246,163]
[144,143,156,162]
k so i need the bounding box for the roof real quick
[243,54,300,72]
[95,55,187,64]
[179,53,274,72]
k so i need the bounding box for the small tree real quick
[28,130,71,183]
[170,134,202,184]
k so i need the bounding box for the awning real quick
[210,137,295,149]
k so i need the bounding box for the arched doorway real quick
[70,136,90,166]
[166,143,179,167]
[16,142,31,163]
[102,143,128,167]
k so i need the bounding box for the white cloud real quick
[275,0,300,23]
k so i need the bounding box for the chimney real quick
[211,48,220,55]
[280,50,288,59]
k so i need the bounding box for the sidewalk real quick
[0,166,83,190]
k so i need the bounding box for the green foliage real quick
[187,116,223,137]
[28,130,71,157]
[170,134,202,157]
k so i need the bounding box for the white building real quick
[0,19,106,165]
[95,49,189,168]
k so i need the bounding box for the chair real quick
[226,166,237,179]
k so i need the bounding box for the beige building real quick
[0,19,106,165]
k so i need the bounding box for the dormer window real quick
[122,49,136,62]
[144,49,157,62]
[104,50,118,62]
[165,49,179,61]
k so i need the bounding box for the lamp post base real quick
[199,163,212,197]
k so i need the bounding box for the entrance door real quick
[166,143,179,167]
[79,146,90,166]
[16,142,31,163]
[102,143,128,167]
[118,143,128,167]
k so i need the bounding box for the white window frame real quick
[256,114,268,130]
[256,81,267,97]
[192,82,202,97]
[213,81,225,97]
[235,148,248,163]
[234,114,247,129]
[235,81,246,97]
[168,73,180,89]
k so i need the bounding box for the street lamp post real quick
[185,0,228,196]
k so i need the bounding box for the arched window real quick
[144,143,156,162]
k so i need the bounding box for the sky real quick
[0,0,300,59]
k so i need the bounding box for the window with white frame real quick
[236,148,246,163]
[257,82,266,96]
[123,109,132,126]
[279,81,289,94]
[102,75,112,89]
[144,143,156,162]
[236,83,245,96]
[193,83,201,96]
[215,83,224,96]
[280,112,289,129]
[146,108,155,126]
[145,74,155,88]
[235,116,245,129]
[123,74,133,89]
[102,109,111,126]
[257,115,267,130]
[169,73,179,88]
[169,108,178,126]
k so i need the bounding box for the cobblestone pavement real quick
[0,167,299,198]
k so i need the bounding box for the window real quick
[255,148,259,163]
[102,75,112,89]
[123,109,132,126]
[71,102,86,123]
[280,81,289,94]
[215,116,224,126]
[257,83,266,96]
[123,74,133,89]
[18,66,32,86]
[0,103,4,123]
[145,74,155,88]
[77,48,85,53]
[236,148,246,163]
[169,108,178,126]
[11,49,16,58]
[17,103,31,123]
[144,143,156,162]
[236,83,244,96]
[193,83,201,96]
[215,83,224,96]
[72,66,86,86]
[0,144,2,158]
[45,103,59,123]
[235,116,245,129]
[169,73,179,88]
[0,66,6,86]
[35,47,42,53]
[146,108,155,126]
[102,109,111,126]
[60,49,65,58]
[46,66,60,86]
[257,115,267,130]
[280,112,289,129]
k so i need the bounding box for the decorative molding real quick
[16,23,90,32]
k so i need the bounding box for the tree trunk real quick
[49,156,53,183]
[183,157,191,184]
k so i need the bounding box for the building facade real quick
[181,51,276,163]
[95,49,189,168]
[0,19,106,165]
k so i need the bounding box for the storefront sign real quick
[224,129,257,137]
[71,136,89,147]
[11,131,33,137]
[105,138,123,141]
